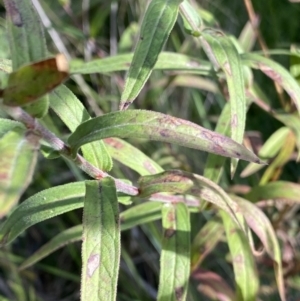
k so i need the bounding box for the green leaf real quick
[202,101,259,299]
[241,127,291,178]
[157,202,190,301]
[2,55,69,107]
[70,52,212,75]
[242,53,300,115]
[220,211,259,301]
[204,102,231,183]
[4,0,49,117]
[233,196,286,301]
[191,218,223,270]
[200,31,246,176]
[138,170,241,226]
[104,138,163,175]
[19,225,82,270]
[19,201,162,269]
[120,201,162,231]
[0,129,38,218]
[0,181,161,247]
[81,179,120,301]
[68,110,264,164]
[246,181,300,203]
[275,113,300,161]
[0,182,85,246]
[50,85,113,171]
[0,118,24,139]
[119,0,183,110]
[179,0,203,36]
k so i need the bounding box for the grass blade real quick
[81,179,120,301]
[120,0,183,110]
[157,202,190,301]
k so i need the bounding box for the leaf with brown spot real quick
[157,202,190,301]
[200,31,247,177]
[4,0,50,117]
[138,170,241,226]
[81,179,120,301]
[3,54,69,107]
[220,210,259,301]
[68,110,264,164]
[242,53,300,115]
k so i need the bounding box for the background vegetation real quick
[0,0,300,300]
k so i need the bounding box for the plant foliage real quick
[0,0,300,300]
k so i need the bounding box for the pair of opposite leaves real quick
[0,54,68,106]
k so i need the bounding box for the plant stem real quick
[2,104,138,195]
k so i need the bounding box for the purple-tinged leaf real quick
[68,110,264,164]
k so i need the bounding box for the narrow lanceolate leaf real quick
[179,0,203,36]
[81,179,120,301]
[138,170,241,226]
[68,110,264,164]
[0,182,85,246]
[157,203,190,301]
[241,127,291,178]
[204,103,231,183]
[120,201,162,231]
[275,114,300,161]
[0,118,24,139]
[202,103,259,299]
[4,0,49,117]
[246,181,300,203]
[259,131,295,185]
[200,32,246,176]
[70,52,212,75]
[50,85,112,171]
[192,269,236,301]
[242,53,300,115]
[19,202,162,270]
[191,218,224,270]
[19,225,82,270]
[3,54,69,106]
[0,129,38,218]
[233,196,286,301]
[220,211,259,301]
[119,0,183,110]
[104,138,163,176]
